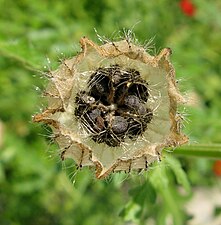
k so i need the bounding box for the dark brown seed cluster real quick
[74,65,153,147]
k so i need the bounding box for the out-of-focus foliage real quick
[0,0,221,225]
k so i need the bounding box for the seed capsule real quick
[33,36,188,179]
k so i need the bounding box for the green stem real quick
[169,144,221,159]
[0,48,39,72]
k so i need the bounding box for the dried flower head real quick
[33,34,188,179]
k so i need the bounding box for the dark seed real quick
[89,74,110,101]
[138,104,146,115]
[112,116,128,134]
[124,95,140,109]
[89,109,105,132]
[89,109,101,121]
[95,116,105,131]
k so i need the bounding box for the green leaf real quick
[149,163,185,225]
[164,154,191,194]
[119,201,141,222]
[129,180,156,205]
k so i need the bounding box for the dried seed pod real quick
[33,35,188,179]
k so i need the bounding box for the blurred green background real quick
[1,1,221,225]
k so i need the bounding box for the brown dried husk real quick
[33,37,188,179]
